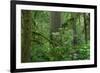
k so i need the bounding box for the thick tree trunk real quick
[50,12,61,47]
[50,12,61,32]
[21,10,32,62]
[87,13,90,41]
[84,13,90,44]
[71,13,78,60]
[84,13,88,44]
[72,14,78,47]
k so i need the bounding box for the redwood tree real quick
[21,10,32,62]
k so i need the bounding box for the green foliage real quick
[31,45,50,62]
[21,10,90,62]
[78,43,90,60]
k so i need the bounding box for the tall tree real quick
[50,11,61,47]
[84,13,90,44]
[70,13,79,60]
[21,10,32,62]
[50,12,61,32]
[84,13,88,44]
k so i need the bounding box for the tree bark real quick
[21,10,32,62]
[71,13,78,60]
[72,13,77,47]
[84,13,87,44]
[50,12,61,47]
[87,13,90,41]
[84,13,90,44]
[50,12,61,32]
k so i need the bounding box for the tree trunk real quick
[87,13,90,41]
[72,13,77,47]
[21,10,32,62]
[71,13,78,60]
[50,12,61,32]
[84,13,88,44]
[84,13,90,44]
[50,11,61,47]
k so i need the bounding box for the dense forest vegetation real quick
[21,10,90,63]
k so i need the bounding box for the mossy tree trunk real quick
[50,12,61,47]
[84,13,90,44]
[50,12,61,32]
[21,10,32,62]
[71,13,79,60]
